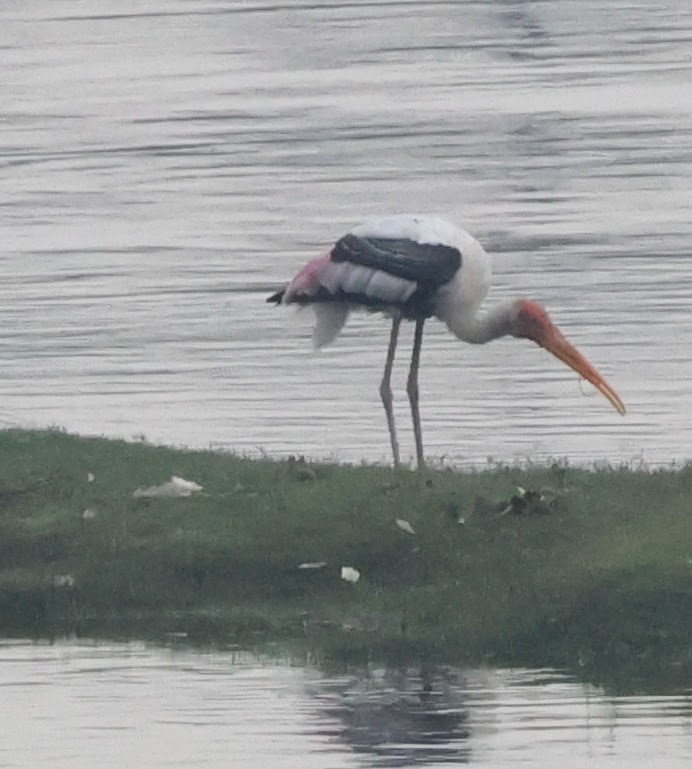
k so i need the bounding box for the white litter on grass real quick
[340,566,360,584]
[52,574,76,588]
[82,508,97,520]
[395,518,415,535]
[133,476,203,499]
[298,561,328,570]
[87,473,95,483]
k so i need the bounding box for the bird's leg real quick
[407,318,425,470]
[380,314,402,468]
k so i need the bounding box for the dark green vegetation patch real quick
[0,429,689,691]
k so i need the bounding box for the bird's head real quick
[510,300,626,415]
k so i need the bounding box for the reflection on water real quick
[1,640,691,769]
[2,1,692,466]
[310,667,471,766]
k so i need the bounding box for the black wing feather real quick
[331,234,461,286]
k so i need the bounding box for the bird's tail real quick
[267,288,286,304]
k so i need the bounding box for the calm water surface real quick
[2,0,692,466]
[1,640,690,769]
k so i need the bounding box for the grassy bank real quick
[0,429,690,686]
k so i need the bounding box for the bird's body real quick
[269,214,625,468]
[270,215,491,344]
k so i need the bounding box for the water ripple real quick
[1,0,691,466]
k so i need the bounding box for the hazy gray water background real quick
[2,640,691,769]
[2,0,692,466]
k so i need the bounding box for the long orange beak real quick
[542,327,626,415]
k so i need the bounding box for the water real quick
[2,1,692,467]
[1,640,690,768]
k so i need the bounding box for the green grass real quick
[0,428,690,688]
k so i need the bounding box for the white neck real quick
[445,300,518,344]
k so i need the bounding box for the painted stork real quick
[268,214,625,469]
